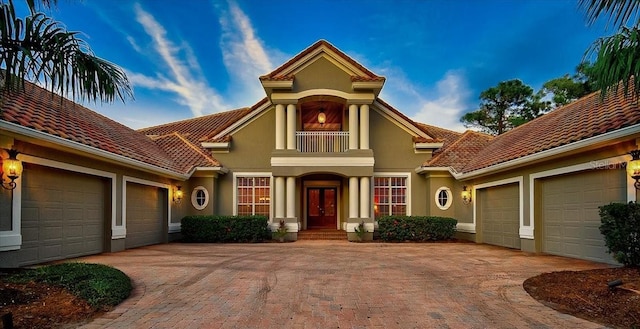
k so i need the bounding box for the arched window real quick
[435,187,452,210]
[191,186,209,210]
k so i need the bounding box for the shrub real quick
[377,216,457,242]
[10,263,131,309]
[599,202,640,266]
[181,215,271,243]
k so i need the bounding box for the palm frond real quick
[585,24,640,99]
[578,0,640,28]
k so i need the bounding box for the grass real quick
[8,262,132,310]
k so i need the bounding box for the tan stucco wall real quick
[292,56,354,94]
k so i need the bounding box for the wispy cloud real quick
[130,3,228,116]
[217,0,274,101]
[378,66,471,132]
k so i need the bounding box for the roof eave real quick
[1,120,190,180]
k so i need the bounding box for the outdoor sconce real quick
[461,185,472,205]
[173,186,183,204]
[627,150,640,190]
[317,108,326,125]
[1,149,22,190]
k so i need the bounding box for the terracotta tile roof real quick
[0,82,190,174]
[139,98,267,146]
[260,40,384,82]
[423,131,494,172]
[415,122,463,154]
[461,88,640,173]
[151,133,220,173]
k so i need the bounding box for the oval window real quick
[434,187,452,210]
[191,186,209,210]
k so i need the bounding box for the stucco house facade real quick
[1,40,638,267]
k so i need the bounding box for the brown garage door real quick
[541,169,626,263]
[20,164,106,266]
[125,182,166,249]
[479,183,520,249]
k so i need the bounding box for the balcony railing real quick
[296,131,349,153]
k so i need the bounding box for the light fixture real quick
[461,185,472,204]
[627,150,640,189]
[317,108,326,125]
[173,186,183,204]
[1,149,22,190]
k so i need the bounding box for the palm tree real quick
[0,0,132,103]
[579,0,640,99]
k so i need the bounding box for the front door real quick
[307,188,337,228]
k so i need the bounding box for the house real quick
[1,40,638,267]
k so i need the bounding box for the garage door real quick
[125,182,166,249]
[20,164,106,266]
[541,169,626,263]
[479,183,520,249]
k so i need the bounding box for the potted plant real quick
[273,219,288,242]
[354,221,366,242]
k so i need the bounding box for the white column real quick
[275,177,285,218]
[360,177,370,218]
[275,104,285,150]
[349,177,359,218]
[286,104,296,150]
[359,104,369,149]
[348,104,358,150]
[286,177,295,218]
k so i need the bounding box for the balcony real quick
[296,131,349,153]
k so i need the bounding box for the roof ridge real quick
[168,132,219,165]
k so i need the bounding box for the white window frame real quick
[434,186,453,210]
[373,173,411,218]
[232,172,273,218]
[191,186,209,211]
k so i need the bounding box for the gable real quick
[292,56,353,93]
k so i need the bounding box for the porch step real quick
[297,229,347,240]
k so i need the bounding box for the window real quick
[236,176,271,216]
[435,187,452,210]
[191,186,209,210]
[374,176,407,218]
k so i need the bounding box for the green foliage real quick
[0,0,132,103]
[354,221,366,240]
[273,219,288,241]
[540,63,596,107]
[599,202,640,266]
[460,79,547,135]
[9,263,131,309]
[378,216,457,242]
[181,215,271,243]
[579,0,640,100]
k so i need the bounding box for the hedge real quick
[378,216,457,242]
[181,215,271,243]
[599,202,640,266]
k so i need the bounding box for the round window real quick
[191,186,209,211]
[434,187,452,210]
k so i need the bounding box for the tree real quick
[579,0,640,99]
[0,0,132,103]
[460,79,548,135]
[540,62,596,107]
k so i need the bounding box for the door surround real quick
[303,180,341,230]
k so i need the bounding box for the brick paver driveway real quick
[74,241,610,329]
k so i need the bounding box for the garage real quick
[20,164,107,266]
[125,182,166,249]
[541,169,626,263]
[478,183,520,249]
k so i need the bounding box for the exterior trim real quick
[272,157,374,167]
[122,176,175,234]
[271,89,375,104]
[191,186,210,211]
[276,45,370,78]
[471,176,524,237]
[232,172,273,219]
[434,186,453,210]
[372,101,431,139]
[209,101,272,142]
[529,155,634,241]
[2,155,119,248]
[261,80,293,89]
[0,121,190,180]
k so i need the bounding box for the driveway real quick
[74,241,609,329]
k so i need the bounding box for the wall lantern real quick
[627,150,640,189]
[317,108,326,125]
[173,186,183,204]
[1,149,22,190]
[461,185,472,205]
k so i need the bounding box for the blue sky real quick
[35,0,611,131]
